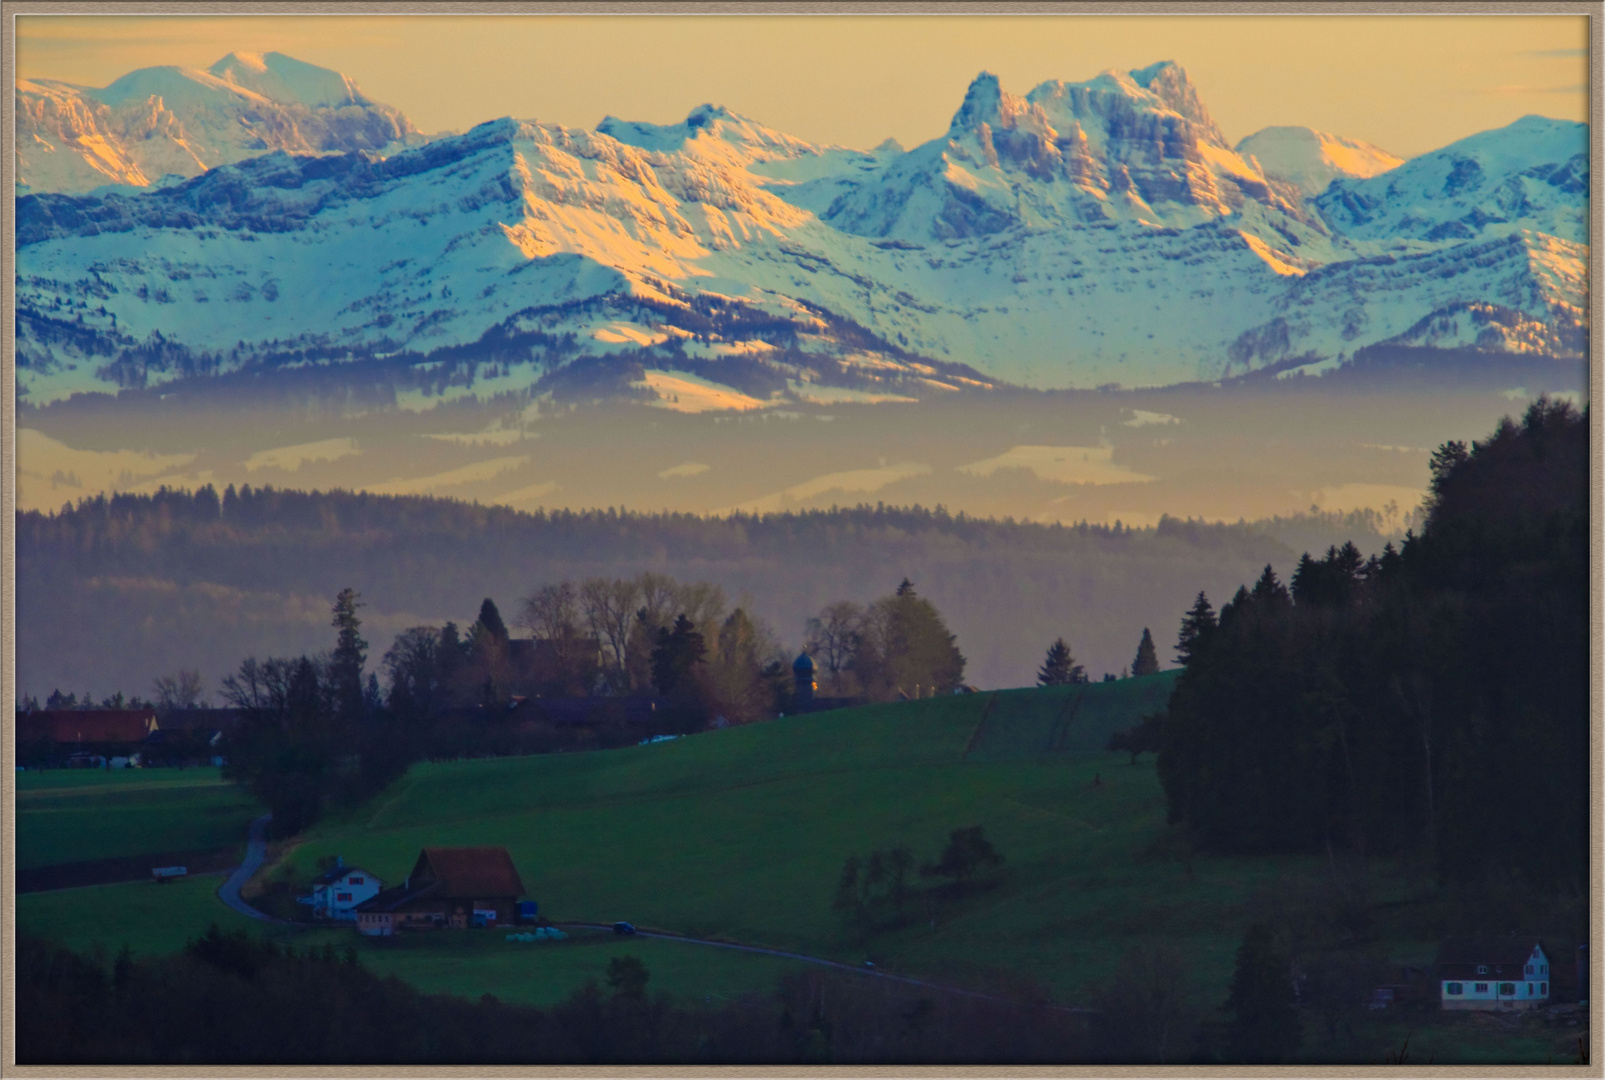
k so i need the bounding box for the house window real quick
[337,892,352,902]
[351,877,364,885]
[1446,983,1463,995]
[1526,965,1534,975]
[1475,983,1489,993]
[1527,984,1533,995]
[1477,965,1489,975]
[1541,983,1547,995]
[1499,983,1515,996]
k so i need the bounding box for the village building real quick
[355,846,526,936]
[785,652,862,714]
[793,651,816,708]
[307,858,383,921]
[1437,937,1551,1010]
[15,709,159,767]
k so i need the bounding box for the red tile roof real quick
[16,710,158,744]
[412,846,525,899]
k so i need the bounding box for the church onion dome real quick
[793,651,816,673]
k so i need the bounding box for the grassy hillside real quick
[13,680,1578,1062]
[272,676,1300,1005]
[965,671,1177,760]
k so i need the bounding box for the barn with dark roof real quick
[355,846,526,936]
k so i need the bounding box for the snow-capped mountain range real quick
[17,51,420,195]
[15,55,1588,405]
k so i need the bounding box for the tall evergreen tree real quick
[1222,922,1300,1064]
[1174,592,1216,666]
[329,588,367,724]
[1249,565,1290,609]
[1131,628,1160,676]
[1037,638,1083,686]
[651,614,706,695]
[476,598,509,644]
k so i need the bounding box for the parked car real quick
[613,922,636,936]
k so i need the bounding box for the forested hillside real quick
[1159,398,1588,889]
[15,493,1395,699]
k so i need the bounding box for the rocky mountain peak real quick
[949,71,1007,132]
[1127,60,1225,146]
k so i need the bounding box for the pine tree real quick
[1175,592,1216,666]
[1250,565,1290,609]
[651,614,706,694]
[475,598,509,644]
[1222,922,1300,1063]
[1131,628,1160,676]
[330,588,367,724]
[1037,638,1083,686]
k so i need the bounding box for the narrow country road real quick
[217,813,280,922]
[556,922,1093,1015]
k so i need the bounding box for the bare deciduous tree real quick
[580,577,640,675]
[152,669,206,711]
[805,601,864,685]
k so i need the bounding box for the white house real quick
[309,858,383,921]
[1438,937,1552,1011]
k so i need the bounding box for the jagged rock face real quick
[15,52,420,195]
[823,63,1309,242]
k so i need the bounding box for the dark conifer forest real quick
[1157,399,1588,889]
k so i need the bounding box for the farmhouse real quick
[1438,937,1551,1010]
[15,709,159,767]
[307,858,383,921]
[355,846,525,936]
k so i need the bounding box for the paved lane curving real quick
[217,813,281,922]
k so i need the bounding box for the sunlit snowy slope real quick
[16,52,421,195]
[15,59,1588,404]
[1235,126,1403,197]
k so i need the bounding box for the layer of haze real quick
[16,14,1587,159]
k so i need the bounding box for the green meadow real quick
[15,874,264,957]
[273,674,1342,1005]
[14,678,1574,1062]
[15,766,260,869]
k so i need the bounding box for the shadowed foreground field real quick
[15,678,1583,1063]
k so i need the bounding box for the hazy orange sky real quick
[15,14,1589,158]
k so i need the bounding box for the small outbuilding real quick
[1437,937,1551,1010]
[355,846,526,936]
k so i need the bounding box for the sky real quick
[14,14,1589,158]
